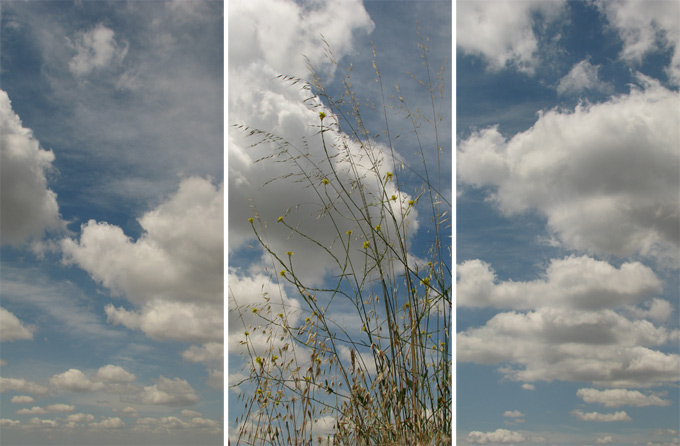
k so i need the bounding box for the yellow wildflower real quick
[363,241,370,249]
[319,111,326,121]
[322,178,329,185]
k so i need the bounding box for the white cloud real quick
[228,271,301,353]
[0,419,20,427]
[63,177,223,344]
[68,23,128,76]
[105,300,222,344]
[139,376,199,406]
[0,90,64,246]
[521,384,535,391]
[597,0,680,85]
[181,409,202,419]
[49,369,105,392]
[16,404,75,415]
[457,0,565,74]
[577,388,671,407]
[457,306,679,387]
[62,176,223,305]
[467,428,526,444]
[0,307,35,342]
[457,255,661,310]
[557,59,612,95]
[135,415,221,432]
[458,79,680,265]
[596,436,614,445]
[95,365,137,383]
[65,413,95,423]
[181,342,223,364]
[10,395,34,404]
[625,298,674,323]
[0,377,49,395]
[27,417,58,428]
[89,416,125,429]
[228,0,374,78]
[571,409,632,422]
[503,410,525,418]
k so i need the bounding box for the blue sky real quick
[0,1,223,444]
[456,1,679,445]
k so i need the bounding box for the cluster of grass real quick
[231,32,451,446]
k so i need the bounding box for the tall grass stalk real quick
[231,33,451,446]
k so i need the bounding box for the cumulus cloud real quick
[62,176,223,305]
[0,377,49,395]
[596,436,614,445]
[571,409,632,422]
[0,419,20,427]
[457,306,679,387]
[458,78,680,265]
[597,0,680,85]
[181,409,202,418]
[228,0,423,293]
[0,90,64,246]
[228,0,374,78]
[521,384,535,391]
[49,365,137,393]
[16,404,75,415]
[49,369,105,392]
[105,300,223,343]
[68,23,128,76]
[10,395,34,404]
[134,415,221,433]
[624,298,674,323]
[139,376,199,406]
[62,176,223,343]
[556,59,612,95]
[457,0,565,74]
[457,255,661,310]
[228,271,302,352]
[89,416,125,429]
[181,342,223,364]
[503,410,525,418]
[467,428,526,444]
[577,388,671,407]
[65,413,95,423]
[0,307,35,342]
[95,365,136,383]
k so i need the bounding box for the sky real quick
[456,1,679,445]
[3,1,679,446]
[0,1,224,445]
[227,0,452,442]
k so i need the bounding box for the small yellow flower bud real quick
[252,308,258,313]
[374,224,380,231]
[319,111,326,120]
[322,178,329,185]
[386,172,393,180]
[280,270,286,276]
[286,251,294,256]
[391,195,397,201]
[346,230,353,236]
[277,216,283,222]
[248,217,254,223]
[362,241,370,249]
[408,200,415,206]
